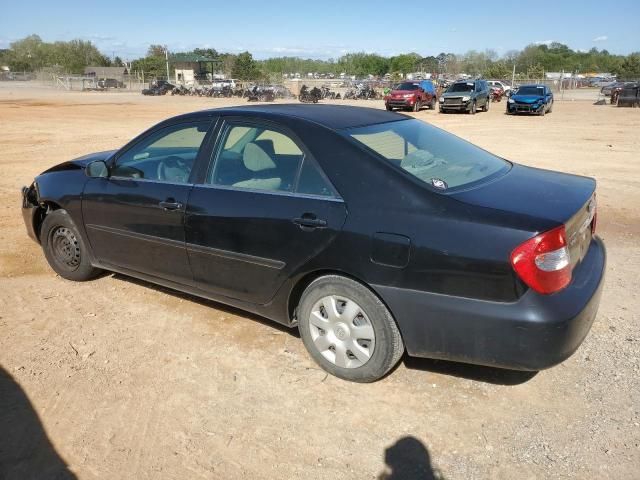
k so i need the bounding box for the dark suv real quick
[439,79,491,114]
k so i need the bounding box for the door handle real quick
[293,215,327,230]
[159,200,183,211]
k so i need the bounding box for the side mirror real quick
[86,160,109,178]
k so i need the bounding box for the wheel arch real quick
[286,269,399,332]
[33,200,63,242]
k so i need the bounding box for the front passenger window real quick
[112,122,210,183]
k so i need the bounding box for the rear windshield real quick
[344,119,509,190]
[395,82,420,90]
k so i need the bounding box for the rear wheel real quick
[41,209,102,281]
[297,275,404,382]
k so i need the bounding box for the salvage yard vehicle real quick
[384,80,436,112]
[507,84,554,115]
[616,83,639,107]
[439,80,491,114]
[21,105,605,383]
[488,80,511,95]
[142,81,175,96]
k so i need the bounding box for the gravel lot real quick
[0,84,638,479]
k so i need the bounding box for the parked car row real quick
[384,79,554,116]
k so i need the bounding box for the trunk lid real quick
[451,164,597,267]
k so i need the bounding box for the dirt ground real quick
[0,84,638,480]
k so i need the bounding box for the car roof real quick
[182,104,408,130]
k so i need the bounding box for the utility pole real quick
[165,45,170,81]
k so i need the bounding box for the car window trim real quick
[204,116,342,199]
[192,181,345,203]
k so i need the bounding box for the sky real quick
[1,0,638,60]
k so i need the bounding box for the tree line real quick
[2,35,639,80]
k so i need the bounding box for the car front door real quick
[82,120,214,284]
[185,118,347,304]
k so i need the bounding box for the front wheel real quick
[482,97,490,112]
[469,101,477,114]
[413,100,421,112]
[385,104,393,111]
[297,275,404,382]
[41,209,102,281]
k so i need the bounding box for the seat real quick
[233,142,282,191]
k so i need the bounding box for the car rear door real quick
[185,117,347,304]
[82,120,214,284]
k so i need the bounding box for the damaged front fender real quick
[21,183,45,244]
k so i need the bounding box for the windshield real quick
[515,86,544,95]
[395,82,419,90]
[345,119,509,190]
[448,82,474,93]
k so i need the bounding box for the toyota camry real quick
[21,105,605,382]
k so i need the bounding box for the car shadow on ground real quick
[110,273,300,338]
[378,435,445,480]
[0,366,76,479]
[402,356,538,386]
[110,274,537,385]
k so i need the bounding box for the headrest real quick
[243,142,277,172]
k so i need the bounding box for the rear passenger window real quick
[297,159,335,197]
[210,124,303,192]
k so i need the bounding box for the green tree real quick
[231,51,261,80]
[147,44,166,57]
[612,53,640,79]
[485,61,510,79]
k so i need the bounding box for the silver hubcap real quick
[309,295,375,369]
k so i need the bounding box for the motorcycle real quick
[490,86,504,102]
[246,86,276,102]
[298,85,322,103]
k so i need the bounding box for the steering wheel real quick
[157,156,189,182]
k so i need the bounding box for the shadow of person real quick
[0,366,76,480]
[378,436,444,480]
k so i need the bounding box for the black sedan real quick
[21,105,606,382]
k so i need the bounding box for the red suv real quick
[385,80,436,112]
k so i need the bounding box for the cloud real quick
[534,39,554,46]
[592,35,608,42]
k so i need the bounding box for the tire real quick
[539,105,546,116]
[41,209,102,281]
[385,105,393,111]
[429,98,436,109]
[297,275,404,383]
[413,100,421,112]
[482,97,490,112]
[548,100,553,113]
[469,101,476,114]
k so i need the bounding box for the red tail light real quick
[511,225,572,294]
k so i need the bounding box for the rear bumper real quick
[373,236,606,371]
